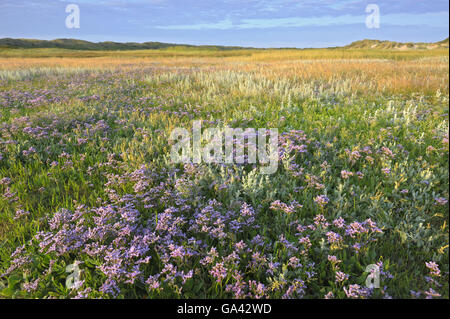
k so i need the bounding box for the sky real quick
[0,0,448,48]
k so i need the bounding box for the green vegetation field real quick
[0,47,448,299]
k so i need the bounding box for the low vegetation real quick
[0,45,448,299]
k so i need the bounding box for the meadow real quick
[0,47,448,299]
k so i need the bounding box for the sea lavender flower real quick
[314,195,329,207]
[21,278,40,293]
[341,170,353,179]
[235,240,246,251]
[248,280,267,299]
[240,202,254,217]
[267,261,280,275]
[100,278,120,296]
[335,271,349,283]
[424,288,441,299]
[352,243,362,253]
[282,279,305,299]
[22,147,36,156]
[250,235,265,247]
[200,247,218,265]
[364,218,383,233]
[270,200,294,214]
[434,197,448,206]
[426,145,436,153]
[210,262,228,283]
[73,287,92,299]
[298,236,311,251]
[425,261,441,277]
[169,245,186,260]
[348,150,361,162]
[287,257,301,269]
[343,284,370,299]
[3,187,18,201]
[146,275,161,290]
[0,177,11,185]
[314,214,329,227]
[381,147,395,158]
[326,231,342,244]
[324,291,334,299]
[333,217,346,228]
[327,255,341,264]
[14,209,30,220]
[346,221,368,238]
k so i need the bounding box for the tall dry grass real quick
[0,48,448,95]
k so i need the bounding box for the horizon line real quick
[1,36,449,50]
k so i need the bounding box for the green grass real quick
[0,46,448,60]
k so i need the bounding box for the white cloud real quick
[156,11,449,30]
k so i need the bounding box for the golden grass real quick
[0,48,448,96]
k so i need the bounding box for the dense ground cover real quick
[0,48,448,298]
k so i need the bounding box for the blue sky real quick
[0,0,448,48]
